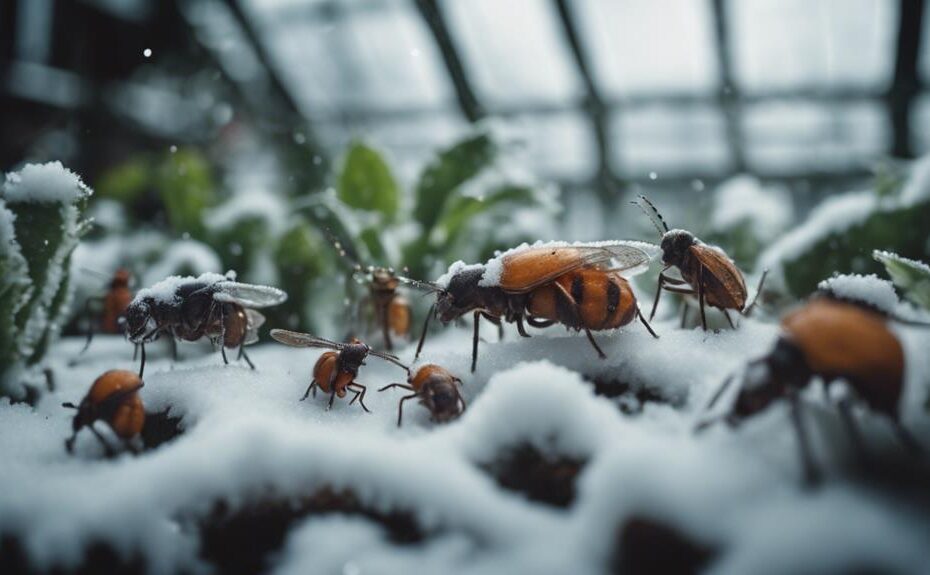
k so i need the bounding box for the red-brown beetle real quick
[697,295,925,485]
[62,369,145,455]
[410,241,658,372]
[270,329,408,412]
[379,364,466,426]
[633,196,766,330]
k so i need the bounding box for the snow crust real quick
[1,161,92,204]
[817,274,900,314]
[134,271,230,304]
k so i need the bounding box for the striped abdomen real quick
[525,269,637,331]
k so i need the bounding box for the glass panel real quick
[730,0,897,93]
[922,5,930,83]
[914,95,930,155]
[743,100,888,172]
[574,0,718,95]
[505,112,596,181]
[442,0,583,107]
[252,1,452,116]
[613,105,730,177]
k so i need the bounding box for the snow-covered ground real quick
[2,284,930,575]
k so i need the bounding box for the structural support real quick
[414,0,484,123]
[553,0,613,201]
[710,0,746,172]
[888,0,925,159]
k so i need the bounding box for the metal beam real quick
[711,0,745,172]
[552,0,613,198]
[414,0,484,123]
[888,0,925,158]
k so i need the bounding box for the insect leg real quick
[138,343,146,378]
[378,383,415,393]
[835,396,871,467]
[698,265,708,332]
[88,424,117,458]
[239,346,256,370]
[553,282,606,359]
[327,388,337,410]
[414,304,434,362]
[526,316,556,328]
[788,388,821,488]
[515,316,531,338]
[723,310,736,329]
[133,343,139,361]
[396,393,419,427]
[221,346,229,365]
[347,383,371,413]
[680,301,689,329]
[300,380,318,401]
[890,420,925,456]
[743,269,769,317]
[471,311,481,373]
[649,269,667,321]
[637,307,659,338]
[169,337,178,362]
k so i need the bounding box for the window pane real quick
[574,0,718,95]
[442,0,583,107]
[613,105,730,176]
[507,112,596,181]
[730,0,897,93]
[914,95,930,155]
[744,100,888,172]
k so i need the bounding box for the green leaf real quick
[338,142,398,218]
[436,185,535,251]
[95,158,151,202]
[874,250,930,310]
[156,148,215,237]
[413,133,496,232]
[359,227,388,264]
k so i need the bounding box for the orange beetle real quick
[368,268,412,351]
[62,370,144,455]
[698,296,923,486]
[379,364,466,427]
[633,196,766,331]
[411,241,658,372]
[77,268,134,356]
[270,329,408,412]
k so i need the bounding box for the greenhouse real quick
[1,1,930,574]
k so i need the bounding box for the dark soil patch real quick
[588,377,681,414]
[197,488,423,575]
[480,444,584,508]
[610,516,716,575]
[140,409,184,451]
[0,535,146,575]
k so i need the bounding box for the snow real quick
[875,250,930,276]
[817,274,899,314]
[1,161,92,204]
[134,271,230,304]
[711,175,792,240]
[435,260,485,289]
[900,153,930,204]
[203,190,288,236]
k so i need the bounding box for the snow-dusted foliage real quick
[0,162,92,398]
[711,175,792,242]
[2,295,929,573]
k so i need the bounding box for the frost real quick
[1,161,92,204]
[435,260,485,289]
[817,274,899,314]
[711,175,792,240]
[135,271,230,304]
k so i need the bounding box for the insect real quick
[75,268,134,356]
[696,295,924,486]
[270,329,408,412]
[411,241,658,372]
[379,364,466,427]
[329,237,411,351]
[62,370,145,456]
[124,272,287,376]
[632,196,766,331]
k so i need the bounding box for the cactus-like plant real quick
[0,162,92,399]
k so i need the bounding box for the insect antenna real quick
[630,195,670,237]
[324,228,366,275]
[367,349,411,373]
[396,276,445,295]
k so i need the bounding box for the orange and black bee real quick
[76,268,134,355]
[62,369,145,456]
[270,329,408,412]
[411,241,658,372]
[330,237,411,351]
[633,196,766,331]
[125,272,287,376]
[697,295,925,486]
[379,364,466,426]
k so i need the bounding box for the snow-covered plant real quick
[874,250,930,310]
[0,162,92,398]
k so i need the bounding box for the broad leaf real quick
[338,142,398,219]
[874,250,930,310]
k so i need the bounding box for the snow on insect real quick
[124,272,287,376]
[62,370,144,456]
[696,277,929,486]
[408,240,659,372]
[633,195,767,331]
[269,329,408,412]
[379,364,466,427]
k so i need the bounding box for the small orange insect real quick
[270,329,408,412]
[697,295,924,485]
[379,364,466,426]
[633,196,766,331]
[411,241,658,372]
[62,369,145,455]
[77,268,134,355]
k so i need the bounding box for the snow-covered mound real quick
[0,308,929,574]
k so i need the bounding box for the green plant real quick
[0,162,92,399]
[874,250,930,310]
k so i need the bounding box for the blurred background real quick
[1,0,928,334]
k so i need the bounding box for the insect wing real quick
[690,245,747,305]
[498,242,654,293]
[243,309,266,345]
[270,329,343,350]
[214,282,288,308]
